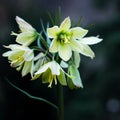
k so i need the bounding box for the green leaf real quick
[46,23,51,45]
[47,12,55,25]
[5,78,58,109]
[37,33,42,48]
[40,20,51,46]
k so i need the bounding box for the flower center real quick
[57,31,71,44]
[11,56,24,67]
[48,74,57,88]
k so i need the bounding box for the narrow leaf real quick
[5,78,58,109]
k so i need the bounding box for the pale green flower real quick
[11,16,38,46]
[32,61,67,88]
[33,53,51,74]
[68,64,83,89]
[3,44,34,77]
[47,17,102,61]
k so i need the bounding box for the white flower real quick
[33,61,67,88]
[47,17,103,61]
[11,16,38,46]
[3,44,34,77]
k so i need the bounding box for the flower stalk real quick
[57,83,64,120]
[2,15,103,120]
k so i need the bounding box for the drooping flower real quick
[47,17,102,61]
[11,16,38,46]
[32,61,67,88]
[33,52,51,74]
[67,64,83,89]
[2,44,34,77]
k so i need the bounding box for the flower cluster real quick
[3,16,102,89]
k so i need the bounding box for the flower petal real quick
[35,62,50,74]
[80,36,103,45]
[70,39,95,59]
[16,16,35,32]
[3,44,24,51]
[70,27,88,39]
[69,65,83,88]
[22,61,32,77]
[60,17,71,30]
[60,61,68,68]
[67,77,79,90]
[41,68,51,83]
[23,49,34,61]
[32,73,41,80]
[50,61,60,75]
[47,26,59,38]
[58,44,72,61]
[30,60,34,78]
[2,51,13,57]
[49,39,59,53]
[74,51,80,68]
[16,32,37,46]
[16,64,23,71]
[78,42,95,59]
[8,51,24,61]
[70,39,83,52]
[57,69,67,86]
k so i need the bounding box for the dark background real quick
[0,0,120,120]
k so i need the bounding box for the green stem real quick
[57,83,64,120]
[6,78,58,109]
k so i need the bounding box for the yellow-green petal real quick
[74,52,80,68]
[60,17,71,30]
[32,73,41,80]
[22,61,32,77]
[41,68,51,83]
[67,77,78,90]
[69,65,83,88]
[57,70,67,86]
[30,60,34,78]
[23,49,34,61]
[78,42,95,59]
[58,44,72,61]
[70,27,88,39]
[70,39,95,59]
[49,39,59,53]
[16,64,23,71]
[47,26,59,38]
[16,32,37,46]
[35,62,50,75]
[70,39,82,52]
[8,51,24,61]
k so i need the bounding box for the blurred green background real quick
[0,0,120,120]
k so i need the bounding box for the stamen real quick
[53,75,57,85]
